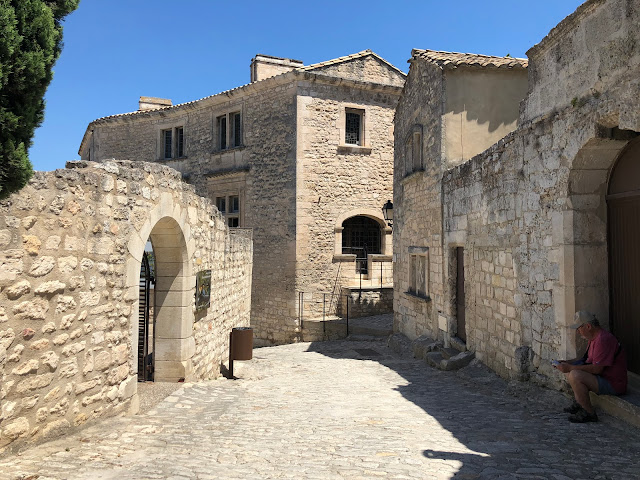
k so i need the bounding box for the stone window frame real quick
[207,170,248,228]
[215,110,243,152]
[338,104,372,154]
[407,246,429,300]
[333,208,392,259]
[158,123,186,160]
[405,124,424,176]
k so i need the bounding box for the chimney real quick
[250,54,303,83]
[139,96,172,111]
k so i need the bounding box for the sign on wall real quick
[195,269,211,311]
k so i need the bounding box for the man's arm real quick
[556,362,604,375]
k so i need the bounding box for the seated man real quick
[555,311,627,423]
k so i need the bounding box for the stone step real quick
[425,351,444,368]
[449,336,466,353]
[411,336,441,360]
[346,334,383,342]
[425,350,475,372]
[439,347,460,360]
[348,325,393,337]
[591,372,640,428]
[441,351,475,371]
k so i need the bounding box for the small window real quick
[405,125,424,175]
[229,195,239,214]
[163,129,172,159]
[218,115,227,150]
[345,109,363,146]
[214,193,241,227]
[409,249,429,298]
[231,112,242,148]
[216,197,226,214]
[176,127,184,158]
[412,131,422,171]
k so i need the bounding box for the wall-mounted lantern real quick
[382,200,393,228]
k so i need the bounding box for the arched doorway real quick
[342,215,382,275]
[607,137,640,374]
[131,216,194,383]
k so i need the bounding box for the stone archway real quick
[557,132,637,360]
[126,198,196,384]
[607,136,640,374]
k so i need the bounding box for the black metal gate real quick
[138,252,154,382]
[607,138,640,374]
[456,247,466,343]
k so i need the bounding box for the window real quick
[218,115,227,150]
[216,197,226,214]
[408,247,429,298]
[215,194,241,227]
[345,109,363,146]
[163,129,172,159]
[231,112,242,148]
[161,126,185,160]
[176,127,184,158]
[217,112,242,150]
[405,124,424,175]
[342,216,381,274]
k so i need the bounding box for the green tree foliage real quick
[0,0,80,199]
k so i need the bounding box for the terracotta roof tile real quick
[411,49,528,70]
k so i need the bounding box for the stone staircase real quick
[389,333,475,371]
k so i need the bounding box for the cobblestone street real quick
[1,338,639,480]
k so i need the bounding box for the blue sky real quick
[29,0,585,172]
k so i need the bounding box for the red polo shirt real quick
[587,329,628,394]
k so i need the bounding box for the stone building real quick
[0,160,252,454]
[78,51,406,345]
[393,0,639,385]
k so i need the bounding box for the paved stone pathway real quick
[1,339,639,479]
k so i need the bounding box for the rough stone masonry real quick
[0,160,252,455]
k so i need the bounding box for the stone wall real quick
[0,161,252,455]
[295,80,398,321]
[394,0,640,384]
[393,59,445,339]
[81,55,404,347]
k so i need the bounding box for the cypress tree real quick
[0,0,80,199]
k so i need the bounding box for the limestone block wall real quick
[395,0,640,384]
[523,0,639,127]
[79,80,297,346]
[295,80,399,321]
[393,60,445,339]
[0,161,252,455]
[307,56,405,87]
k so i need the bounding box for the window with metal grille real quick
[176,127,184,158]
[342,216,381,274]
[345,110,362,145]
[163,129,172,159]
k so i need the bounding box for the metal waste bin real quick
[231,327,253,360]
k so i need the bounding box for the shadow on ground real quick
[306,337,640,479]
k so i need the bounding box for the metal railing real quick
[298,291,351,335]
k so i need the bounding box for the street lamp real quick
[382,200,393,228]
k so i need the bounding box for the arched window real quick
[342,216,382,274]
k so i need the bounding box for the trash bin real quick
[231,327,253,360]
